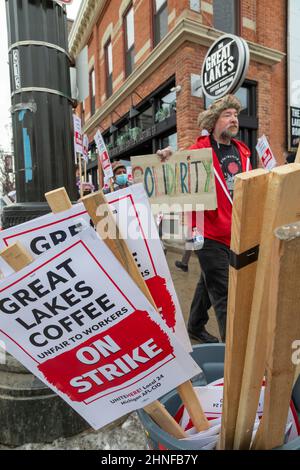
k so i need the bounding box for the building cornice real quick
[76,16,285,135]
[69,0,108,56]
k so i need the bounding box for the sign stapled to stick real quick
[105,183,191,351]
[131,150,217,213]
[0,228,200,430]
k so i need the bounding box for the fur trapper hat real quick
[197,94,242,133]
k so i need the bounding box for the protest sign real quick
[105,184,191,351]
[256,135,277,170]
[0,205,90,278]
[73,114,83,155]
[94,130,113,179]
[131,149,217,213]
[0,228,200,429]
[82,134,89,162]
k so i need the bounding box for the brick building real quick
[69,0,286,187]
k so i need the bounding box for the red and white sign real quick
[0,205,90,278]
[82,134,89,162]
[105,184,191,351]
[0,228,200,429]
[73,114,83,155]
[54,1,73,4]
[94,130,113,178]
[256,135,277,170]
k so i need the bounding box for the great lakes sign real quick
[201,34,250,100]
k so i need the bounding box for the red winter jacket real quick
[189,135,251,247]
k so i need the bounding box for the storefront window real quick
[161,132,177,150]
[137,106,153,130]
[155,90,176,122]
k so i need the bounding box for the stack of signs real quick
[174,379,299,450]
[73,115,83,156]
[105,184,191,351]
[256,135,277,170]
[0,227,200,429]
[0,186,190,352]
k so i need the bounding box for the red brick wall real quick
[81,0,287,163]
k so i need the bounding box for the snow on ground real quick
[0,413,147,450]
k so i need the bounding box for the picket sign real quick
[45,188,200,438]
[219,169,269,450]
[80,189,209,433]
[234,164,300,450]
[251,222,300,449]
[45,187,186,438]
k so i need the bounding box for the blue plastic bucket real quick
[137,344,300,450]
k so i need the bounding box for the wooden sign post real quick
[295,144,300,163]
[252,222,300,449]
[0,241,33,272]
[219,169,269,449]
[234,164,300,449]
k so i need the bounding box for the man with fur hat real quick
[158,94,251,343]
[103,160,132,194]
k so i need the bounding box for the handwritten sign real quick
[131,149,217,213]
[0,228,200,429]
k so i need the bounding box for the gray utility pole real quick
[0,0,87,446]
[2,0,77,228]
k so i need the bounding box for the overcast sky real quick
[0,0,82,153]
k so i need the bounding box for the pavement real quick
[0,248,220,450]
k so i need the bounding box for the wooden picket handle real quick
[218,169,269,450]
[45,188,202,438]
[234,164,300,450]
[295,144,300,163]
[0,241,33,272]
[252,223,300,449]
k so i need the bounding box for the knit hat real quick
[112,161,126,173]
[197,94,242,133]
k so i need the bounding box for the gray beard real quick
[221,128,239,140]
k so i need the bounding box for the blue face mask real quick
[116,174,128,186]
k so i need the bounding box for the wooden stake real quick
[82,190,209,433]
[252,222,300,449]
[0,242,33,272]
[295,144,300,163]
[143,402,186,439]
[44,188,192,437]
[219,169,269,450]
[234,164,300,450]
[78,154,83,199]
[45,187,72,213]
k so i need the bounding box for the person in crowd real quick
[103,161,131,194]
[158,94,251,343]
